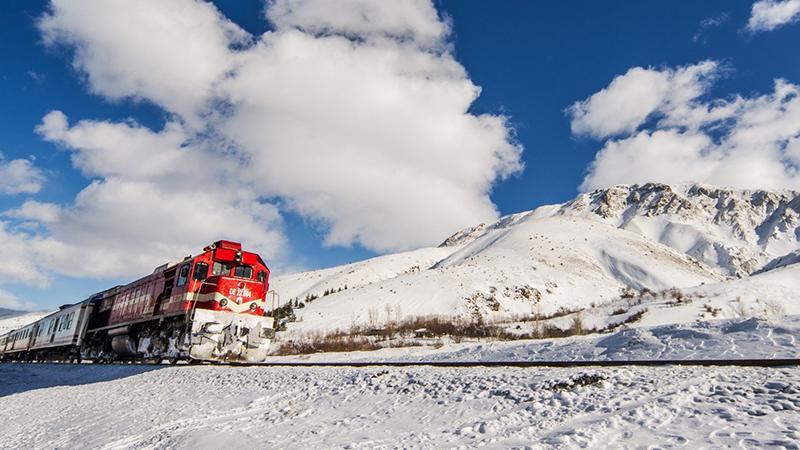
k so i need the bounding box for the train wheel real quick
[168,358,179,365]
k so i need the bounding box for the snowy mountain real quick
[547,183,800,277]
[272,183,800,336]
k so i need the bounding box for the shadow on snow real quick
[0,363,166,397]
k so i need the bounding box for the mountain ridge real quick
[443,182,800,277]
[271,182,799,336]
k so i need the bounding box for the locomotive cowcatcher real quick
[0,240,276,364]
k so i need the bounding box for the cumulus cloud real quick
[220,7,521,251]
[0,155,45,194]
[568,61,719,139]
[23,0,522,284]
[747,0,800,32]
[4,200,61,224]
[570,62,800,192]
[38,0,249,126]
[29,111,285,278]
[266,0,448,49]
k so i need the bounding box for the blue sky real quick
[1,0,799,310]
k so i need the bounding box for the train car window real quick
[257,271,267,283]
[193,262,209,281]
[176,265,190,287]
[212,261,232,276]
[234,265,253,279]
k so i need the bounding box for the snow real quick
[266,183,800,343]
[272,246,457,302]
[551,183,800,277]
[264,316,800,363]
[2,182,799,448]
[273,216,723,335]
[0,310,51,334]
[3,311,797,448]
[2,362,798,449]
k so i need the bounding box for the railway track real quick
[238,359,800,368]
[4,358,798,367]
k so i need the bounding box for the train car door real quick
[154,266,177,316]
[50,316,59,344]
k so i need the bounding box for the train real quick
[0,240,276,364]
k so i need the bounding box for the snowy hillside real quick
[273,216,722,335]
[272,246,456,302]
[271,183,800,340]
[0,310,51,335]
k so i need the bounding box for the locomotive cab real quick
[181,240,275,362]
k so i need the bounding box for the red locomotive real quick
[0,240,276,363]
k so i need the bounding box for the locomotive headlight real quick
[219,298,228,307]
[249,302,258,311]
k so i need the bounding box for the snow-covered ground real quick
[1,363,798,449]
[264,315,800,363]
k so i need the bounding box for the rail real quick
[234,359,800,368]
[3,358,798,367]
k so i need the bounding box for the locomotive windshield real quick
[234,265,253,279]
[212,261,232,276]
[210,261,254,279]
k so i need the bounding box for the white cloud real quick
[0,222,50,287]
[747,0,800,32]
[4,200,61,224]
[572,63,800,192]
[0,288,36,311]
[266,0,448,49]
[568,61,719,139]
[220,19,521,251]
[29,0,522,273]
[37,111,208,181]
[0,156,45,194]
[38,0,249,126]
[29,112,286,278]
